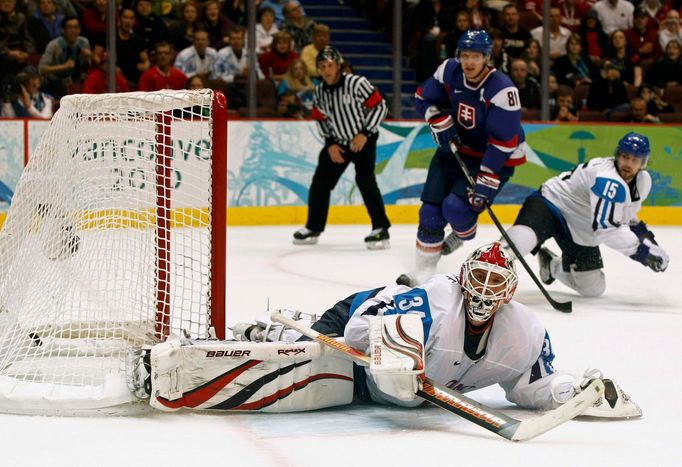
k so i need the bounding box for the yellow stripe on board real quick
[0,205,680,229]
[79,207,211,229]
[225,205,682,226]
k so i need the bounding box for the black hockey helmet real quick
[316,46,342,67]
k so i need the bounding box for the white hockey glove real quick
[368,314,425,402]
[230,309,318,343]
[553,368,642,419]
[232,322,267,342]
[630,238,669,272]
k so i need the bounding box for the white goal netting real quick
[0,90,226,414]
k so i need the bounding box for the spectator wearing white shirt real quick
[256,6,279,54]
[592,0,633,35]
[531,7,572,60]
[213,26,265,84]
[213,26,264,110]
[658,10,682,52]
[174,30,217,79]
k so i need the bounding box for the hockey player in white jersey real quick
[224,242,640,418]
[504,131,669,297]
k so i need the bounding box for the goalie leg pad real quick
[149,338,354,412]
[368,314,425,404]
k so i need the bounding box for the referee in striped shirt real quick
[293,46,391,249]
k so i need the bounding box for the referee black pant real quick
[305,133,390,232]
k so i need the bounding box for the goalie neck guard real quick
[459,242,518,323]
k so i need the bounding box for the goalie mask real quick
[459,242,518,323]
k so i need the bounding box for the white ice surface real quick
[1,225,681,467]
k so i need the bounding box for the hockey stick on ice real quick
[449,143,572,313]
[272,311,603,442]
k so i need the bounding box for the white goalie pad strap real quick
[368,314,425,402]
[149,337,354,412]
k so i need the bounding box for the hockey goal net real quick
[0,89,226,414]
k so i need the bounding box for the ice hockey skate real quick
[441,231,463,256]
[571,369,642,419]
[537,247,557,285]
[293,227,321,245]
[395,241,441,286]
[582,378,642,418]
[364,228,390,250]
[395,273,416,287]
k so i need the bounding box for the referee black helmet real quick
[316,46,342,67]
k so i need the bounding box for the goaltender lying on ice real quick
[132,242,640,426]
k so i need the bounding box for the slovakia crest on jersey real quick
[457,103,476,129]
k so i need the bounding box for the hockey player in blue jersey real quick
[397,29,526,287]
[503,132,669,297]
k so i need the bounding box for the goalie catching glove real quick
[231,309,318,343]
[368,314,425,403]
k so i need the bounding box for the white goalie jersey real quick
[540,157,650,256]
[345,274,566,411]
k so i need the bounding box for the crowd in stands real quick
[355,0,682,123]
[2,0,682,122]
[0,0,328,118]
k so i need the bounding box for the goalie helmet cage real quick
[0,90,227,414]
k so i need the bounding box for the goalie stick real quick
[272,311,604,442]
[449,143,572,313]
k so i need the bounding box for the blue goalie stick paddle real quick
[272,311,603,441]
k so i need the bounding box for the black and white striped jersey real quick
[311,73,387,146]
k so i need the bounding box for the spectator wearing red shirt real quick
[81,0,107,49]
[579,9,609,67]
[83,54,129,93]
[139,42,187,91]
[639,0,670,30]
[558,0,590,32]
[520,0,544,22]
[627,9,662,68]
[258,30,297,81]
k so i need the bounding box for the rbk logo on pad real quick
[278,348,306,356]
